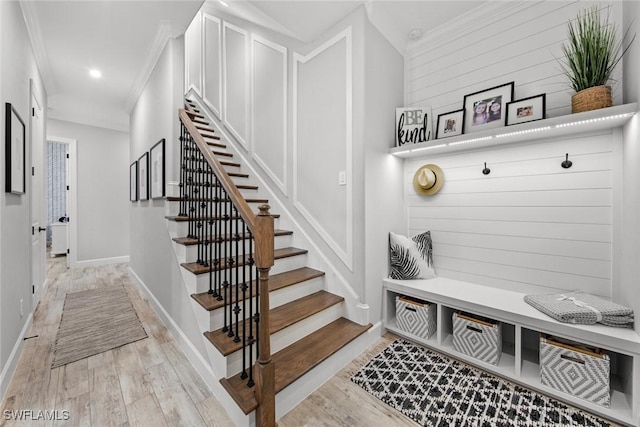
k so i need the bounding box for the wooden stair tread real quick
[182,169,249,178]
[166,196,266,204]
[180,182,258,190]
[220,318,372,414]
[181,247,307,275]
[220,160,241,168]
[192,118,209,125]
[212,150,232,157]
[204,140,225,148]
[173,228,290,246]
[185,110,205,119]
[204,290,342,356]
[196,124,216,133]
[191,267,324,311]
[165,212,279,222]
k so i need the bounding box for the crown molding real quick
[124,21,173,113]
[19,0,57,94]
[405,0,530,58]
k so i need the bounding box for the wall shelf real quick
[390,103,637,158]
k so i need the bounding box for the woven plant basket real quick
[571,85,612,113]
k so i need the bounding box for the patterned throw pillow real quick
[389,231,436,280]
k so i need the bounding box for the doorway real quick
[45,136,77,270]
[30,81,45,309]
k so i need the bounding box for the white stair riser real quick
[173,234,293,263]
[192,254,309,294]
[274,326,377,420]
[168,217,281,238]
[224,302,344,378]
[208,276,325,330]
[187,253,309,294]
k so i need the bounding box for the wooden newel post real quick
[254,204,275,427]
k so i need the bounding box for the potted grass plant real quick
[560,6,634,113]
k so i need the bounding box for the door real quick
[30,82,45,308]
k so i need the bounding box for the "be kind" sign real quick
[396,107,433,147]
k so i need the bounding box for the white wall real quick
[129,37,208,355]
[402,1,632,305]
[363,19,405,320]
[406,1,622,121]
[0,0,47,398]
[47,119,129,263]
[621,0,640,328]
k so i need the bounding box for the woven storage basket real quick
[571,85,612,113]
[395,295,436,340]
[540,335,610,407]
[452,312,502,365]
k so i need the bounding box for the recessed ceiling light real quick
[89,69,102,79]
[408,29,423,41]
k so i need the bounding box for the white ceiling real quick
[22,0,203,131]
[21,0,484,132]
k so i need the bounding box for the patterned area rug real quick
[52,285,148,368]
[351,339,610,427]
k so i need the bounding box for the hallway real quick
[0,256,234,426]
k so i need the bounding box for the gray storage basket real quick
[452,312,502,365]
[540,335,611,407]
[395,295,436,340]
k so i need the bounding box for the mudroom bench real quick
[382,277,640,426]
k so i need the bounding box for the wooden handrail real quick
[179,108,276,426]
[179,108,257,230]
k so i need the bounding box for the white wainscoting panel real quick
[203,13,222,119]
[405,131,615,298]
[251,35,287,195]
[223,22,249,148]
[293,28,353,270]
[185,12,202,96]
[405,2,623,122]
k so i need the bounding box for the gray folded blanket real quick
[524,291,634,328]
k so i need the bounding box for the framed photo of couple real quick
[462,82,514,134]
[506,94,546,126]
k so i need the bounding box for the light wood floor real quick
[0,255,415,427]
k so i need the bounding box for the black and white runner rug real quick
[351,339,610,426]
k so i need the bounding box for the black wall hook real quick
[482,162,491,175]
[561,153,573,169]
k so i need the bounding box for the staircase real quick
[165,98,371,425]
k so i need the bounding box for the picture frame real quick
[396,106,433,146]
[138,152,149,201]
[130,161,138,202]
[436,109,465,139]
[462,82,514,134]
[506,94,546,126]
[5,103,26,194]
[150,138,165,199]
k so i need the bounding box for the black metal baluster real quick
[187,138,196,239]
[222,189,230,334]
[215,178,223,301]
[240,224,249,380]
[247,232,255,387]
[178,125,186,216]
[226,195,234,338]
[233,209,241,343]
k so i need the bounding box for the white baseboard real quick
[76,255,130,268]
[0,314,34,402]
[127,267,252,427]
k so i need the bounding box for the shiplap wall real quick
[405,132,615,298]
[406,1,623,120]
[403,1,625,299]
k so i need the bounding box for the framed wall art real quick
[5,103,26,194]
[436,109,465,139]
[396,106,433,146]
[462,82,514,134]
[138,152,149,201]
[150,138,165,199]
[506,94,546,126]
[130,161,138,202]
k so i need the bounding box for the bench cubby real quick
[383,277,640,426]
